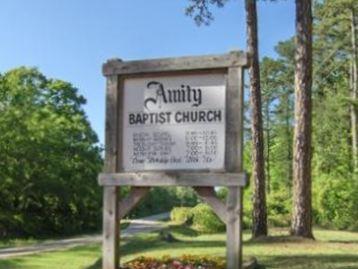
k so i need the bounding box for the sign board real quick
[100,51,249,269]
[122,73,226,171]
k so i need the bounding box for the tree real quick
[291,0,314,238]
[186,0,268,238]
[245,0,267,238]
[185,0,358,232]
[0,67,103,237]
[260,47,294,193]
[310,0,358,230]
[350,5,358,171]
[314,0,358,173]
[259,0,358,231]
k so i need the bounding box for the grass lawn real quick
[0,225,357,269]
[0,223,131,251]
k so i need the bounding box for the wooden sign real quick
[99,51,249,269]
[122,73,226,171]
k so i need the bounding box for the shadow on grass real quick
[121,235,225,256]
[0,259,19,269]
[86,258,102,269]
[246,235,315,245]
[247,235,358,246]
[328,240,358,244]
[260,254,358,269]
[164,225,199,237]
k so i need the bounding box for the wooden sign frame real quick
[99,51,249,269]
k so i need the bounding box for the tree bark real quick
[291,0,314,239]
[245,0,268,238]
[350,7,358,172]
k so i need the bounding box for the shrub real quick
[191,203,225,233]
[243,188,253,229]
[314,175,358,230]
[216,187,228,201]
[267,190,291,227]
[170,207,193,225]
[215,187,253,229]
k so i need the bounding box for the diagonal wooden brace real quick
[194,187,228,224]
[118,187,150,219]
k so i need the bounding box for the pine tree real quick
[291,0,314,238]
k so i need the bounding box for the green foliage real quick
[184,0,358,234]
[191,203,225,233]
[261,41,295,193]
[170,204,225,233]
[216,186,253,229]
[257,0,358,231]
[267,190,291,227]
[0,67,102,237]
[170,207,193,225]
[131,187,199,218]
[314,175,358,230]
[215,187,228,201]
[242,188,253,229]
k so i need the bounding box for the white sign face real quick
[122,73,226,171]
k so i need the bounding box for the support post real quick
[226,65,245,269]
[103,186,119,269]
[226,187,243,269]
[103,74,120,269]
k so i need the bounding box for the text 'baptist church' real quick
[128,81,223,125]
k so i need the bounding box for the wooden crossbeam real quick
[103,51,249,76]
[98,172,247,187]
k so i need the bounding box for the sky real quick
[0,0,295,145]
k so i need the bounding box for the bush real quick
[216,187,228,201]
[314,175,358,230]
[191,203,225,233]
[170,207,193,225]
[267,190,291,227]
[243,188,253,229]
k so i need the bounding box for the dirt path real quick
[0,212,169,259]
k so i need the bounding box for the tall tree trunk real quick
[350,7,358,172]
[245,0,268,238]
[265,98,271,194]
[291,0,314,239]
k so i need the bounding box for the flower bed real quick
[123,255,225,269]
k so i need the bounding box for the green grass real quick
[0,244,101,269]
[0,226,357,269]
[0,223,130,250]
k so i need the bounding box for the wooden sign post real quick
[99,51,249,269]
